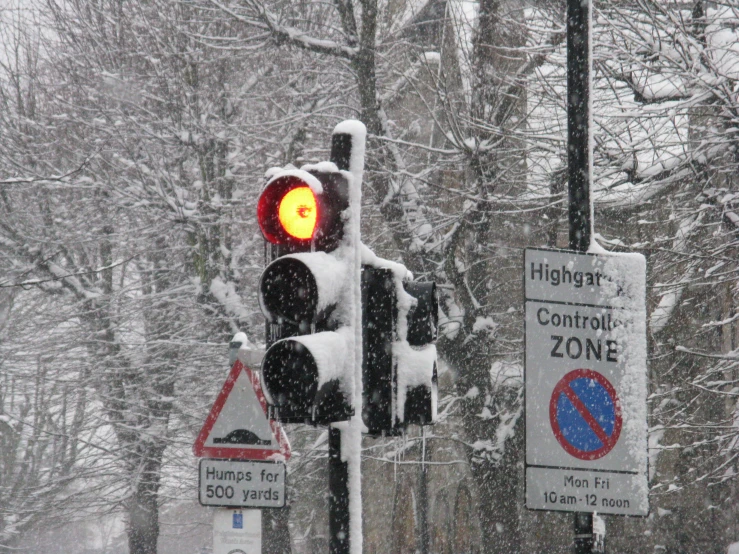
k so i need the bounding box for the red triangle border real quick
[192,360,291,461]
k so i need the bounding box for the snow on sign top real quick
[193,359,290,461]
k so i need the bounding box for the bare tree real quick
[0,286,98,552]
[0,1,286,551]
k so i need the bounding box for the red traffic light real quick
[258,173,322,246]
[257,169,348,251]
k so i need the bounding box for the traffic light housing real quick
[260,331,352,424]
[362,267,395,434]
[399,279,438,426]
[362,267,438,435]
[258,162,359,425]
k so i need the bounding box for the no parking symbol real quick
[549,369,622,460]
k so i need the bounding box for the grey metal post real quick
[418,428,430,554]
[228,333,291,554]
[328,427,350,554]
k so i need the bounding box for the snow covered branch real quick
[210,0,358,59]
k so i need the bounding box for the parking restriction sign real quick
[550,369,622,460]
[524,248,648,516]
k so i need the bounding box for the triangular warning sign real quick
[193,359,290,461]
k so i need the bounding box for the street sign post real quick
[524,247,648,517]
[199,459,286,509]
[193,349,291,554]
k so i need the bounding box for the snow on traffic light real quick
[257,166,357,425]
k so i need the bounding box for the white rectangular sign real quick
[526,467,648,515]
[213,508,261,554]
[524,248,648,516]
[199,459,286,509]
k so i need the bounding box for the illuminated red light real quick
[278,187,318,240]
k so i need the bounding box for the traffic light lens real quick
[262,339,319,412]
[257,172,347,250]
[260,257,318,324]
[279,187,317,240]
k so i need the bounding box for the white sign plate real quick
[213,508,261,554]
[199,459,286,509]
[525,248,632,306]
[524,248,648,516]
[526,467,648,515]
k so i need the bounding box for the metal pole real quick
[327,128,357,554]
[567,0,597,549]
[567,0,592,252]
[418,428,430,554]
[228,334,290,554]
[574,512,595,554]
[328,427,350,554]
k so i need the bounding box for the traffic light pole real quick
[328,427,350,554]
[327,123,366,554]
[567,0,600,551]
[418,427,430,554]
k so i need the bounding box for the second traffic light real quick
[362,266,438,435]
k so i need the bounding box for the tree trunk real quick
[471,426,524,554]
[445,330,524,554]
[126,452,164,554]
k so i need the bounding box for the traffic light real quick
[257,151,360,425]
[255,121,436,434]
[362,267,438,435]
[256,170,349,254]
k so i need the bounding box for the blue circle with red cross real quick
[549,369,622,460]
